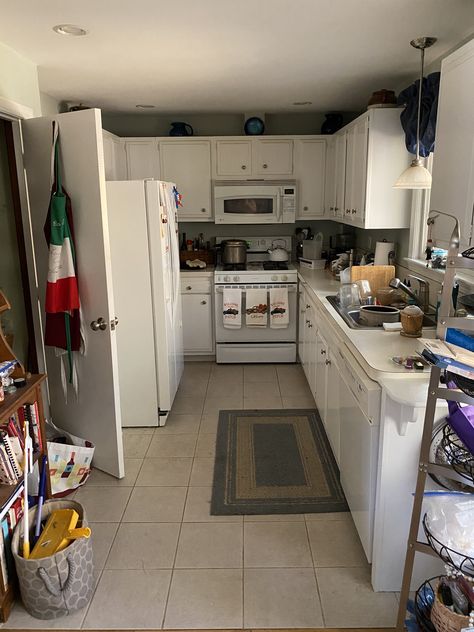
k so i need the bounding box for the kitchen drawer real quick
[180,278,212,294]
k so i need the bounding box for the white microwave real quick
[213,181,297,224]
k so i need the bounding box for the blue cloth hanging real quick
[397,72,440,157]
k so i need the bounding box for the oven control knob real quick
[281,275,288,281]
[233,276,240,282]
[271,275,278,281]
[224,275,231,282]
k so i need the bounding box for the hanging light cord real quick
[415,46,425,163]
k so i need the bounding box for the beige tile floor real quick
[5,362,398,629]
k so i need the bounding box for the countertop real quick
[180,266,215,278]
[298,267,433,405]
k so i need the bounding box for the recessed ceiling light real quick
[293,101,312,106]
[53,24,88,36]
[136,104,156,109]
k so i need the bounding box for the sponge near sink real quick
[383,322,403,331]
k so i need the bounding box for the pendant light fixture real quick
[394,36,437,189]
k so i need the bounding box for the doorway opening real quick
[0,118,37,373]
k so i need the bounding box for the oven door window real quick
[223,197,274,215]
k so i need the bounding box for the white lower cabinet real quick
[181,277,214,355]
[314,330,328,421]
[325,350,341,464]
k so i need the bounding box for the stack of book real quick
[418,330,474,379]
[0,497,22,592]
[0,402,42,486]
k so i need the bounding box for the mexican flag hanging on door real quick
[44,122,84,397]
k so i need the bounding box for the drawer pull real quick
[241,165,247,170]
[201,208,206,213]
[201,300,207,305]
[303,205,308,211]
[186,286,192,290]
[262,163,268,169]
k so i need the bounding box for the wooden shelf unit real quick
[0,373,48,622]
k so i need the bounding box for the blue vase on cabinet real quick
[169,122,194,136]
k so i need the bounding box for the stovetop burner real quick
[262,261,289,271]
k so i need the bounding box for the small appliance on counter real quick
[299,232,326,269]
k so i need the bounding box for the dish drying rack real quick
[397,217,474,630]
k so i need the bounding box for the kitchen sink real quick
[326,295,437,330]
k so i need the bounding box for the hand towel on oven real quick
[245,288,268,327]
[269,287,289,329]
[223,288,242,328]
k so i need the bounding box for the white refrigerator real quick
[106,180,184,427]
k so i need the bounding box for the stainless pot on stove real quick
[221,239,248,265]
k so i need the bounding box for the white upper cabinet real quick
[294,139,326,218]
[430,39,474,249]
[344,116,368,225]
[253,139,293,176]
[125,138,160,180]
[214,137,295,179]
[159,140,212,220]
[330,109,411,229]
[215,140,252,176]
[102,130,126,180]
[334,133,346,220]
[324,137,336,217]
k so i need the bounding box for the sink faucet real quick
[389,277,430,312]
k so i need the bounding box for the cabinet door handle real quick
[320,349,326,355]
[329,207,334,211]
[308,323,313,328]
[325,359,331,366]
[241,165,247,170]
[306,304,311,309]
[201,300,207,305]
[334,207,339,212]
[303,205,308,211]
[346,209,351,214]
[262,163,268,169]
[351,209,356,214]
[201,208,207,213]
[186,286,192,290]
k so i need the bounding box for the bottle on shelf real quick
[180,232,187,251]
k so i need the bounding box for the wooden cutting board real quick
[350,265,396,294]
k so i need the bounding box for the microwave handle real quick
[276,189,282,222]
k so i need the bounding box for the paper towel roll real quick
[374,241,395,265]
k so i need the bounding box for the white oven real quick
[214,282,297,363]
[213,181,297,224]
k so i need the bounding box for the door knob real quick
[90,317,107,332]
[110,317,119,331]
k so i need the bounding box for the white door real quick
[314,330,328,420]
[334,133,346,219]
[106,181,159,427]
[215,140,252,176]
[253,139,294,176]
[295,139,326,218]
[325,350,341,464]
[125,139,159,180]
[430,40,474,249]
[159,141,212,220]
[145,181,183,419]
[351,117,368,225]
[182,294,213,354]
[22,108,124,477]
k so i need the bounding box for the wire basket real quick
[440,423,474,485]
[422,514,474,577]
[447,371,474,398]
[429,423,473,492]
[414,576,439,632]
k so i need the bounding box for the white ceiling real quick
[1,0,473,113]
